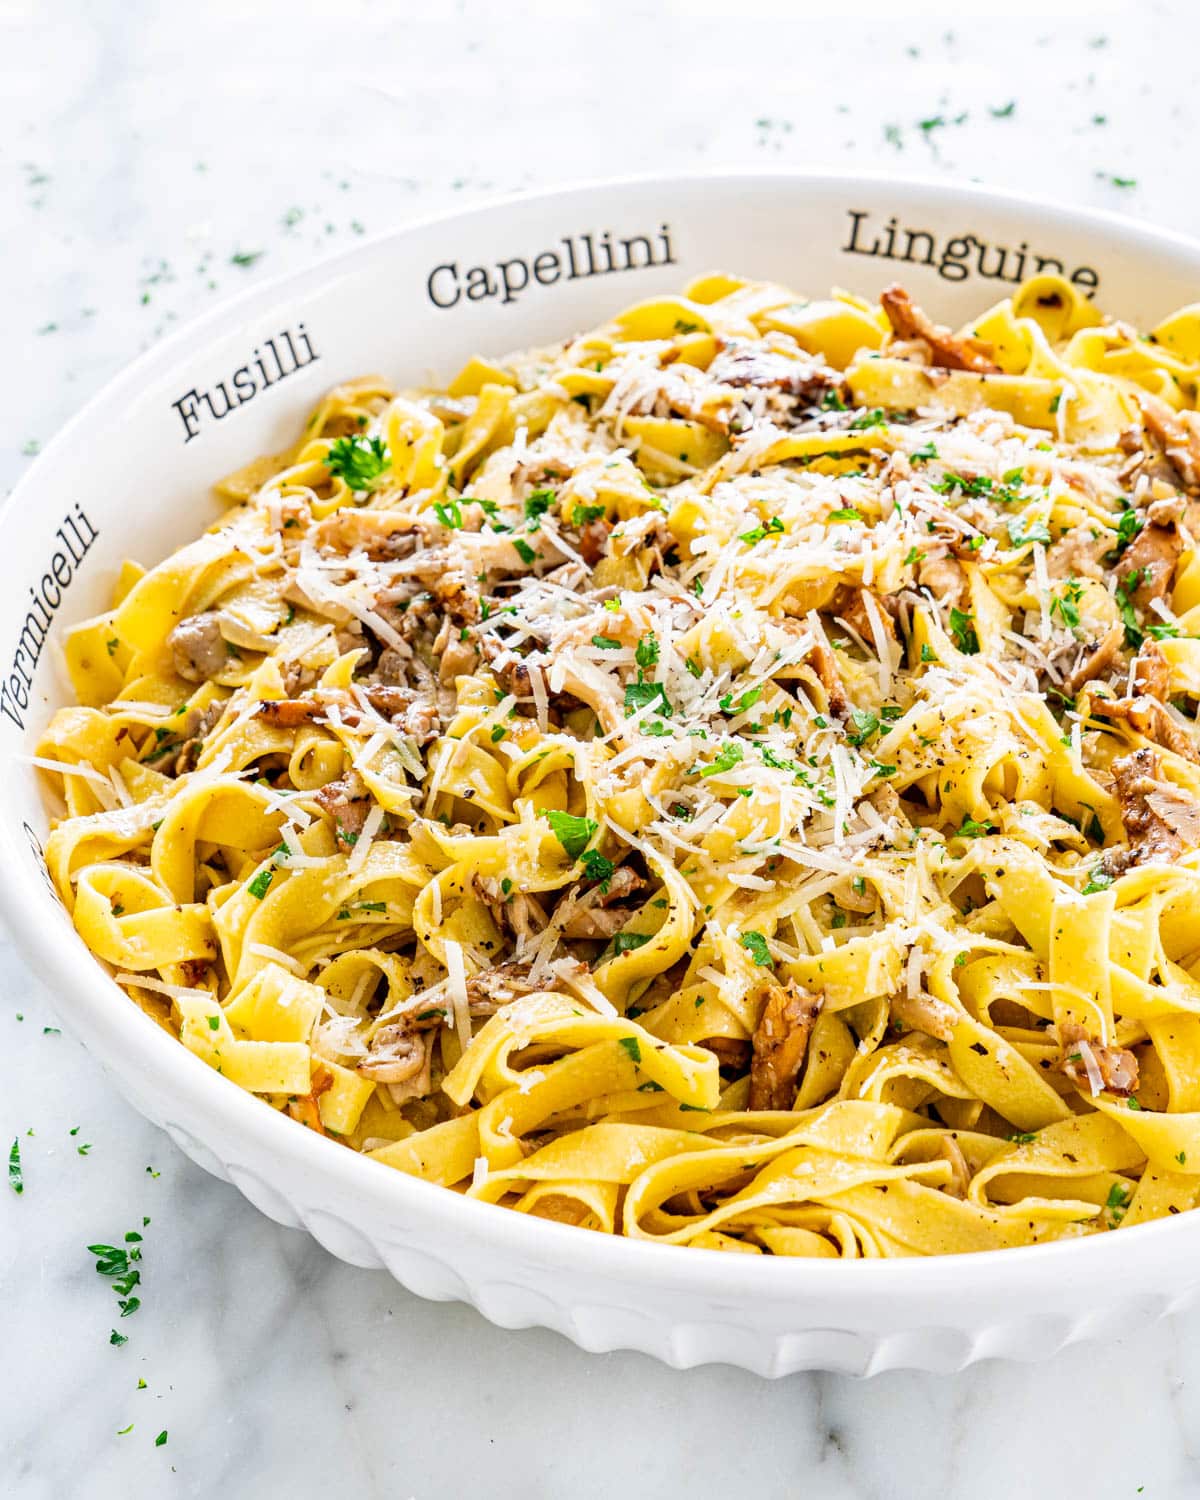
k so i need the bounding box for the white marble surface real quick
[4,1,1200,1494]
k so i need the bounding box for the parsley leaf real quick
[1082,867,1114,895]
[624,680,672,719]
[1109,505,1144,560]
[1007,516,1051,548]
[1114,578,1143,647]
[739,931,773,967]
[523,490,555,526]
[618,1036,642,1064]
[846,708,880,747]
[738,517,784,544]
[609,933,651,957]
[326,435,390,491]
[700,742,744,778]
[635,633,660,670]
[848,407,887,431]
[539,808,598,861]
[948,607,980,654]
[580,849,615,887]
[956,816,995,838]
[433,498,463,530]
[591,635,622,650]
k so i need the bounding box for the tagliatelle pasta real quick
[35,269,1200,1257]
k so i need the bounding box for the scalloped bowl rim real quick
[4,170,1200,1363]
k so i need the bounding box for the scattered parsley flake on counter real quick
[89,1231,145,1321]
[117,1423,134,1436]
[739,931,773,967]
[155,1430,168,1447]
[989,100,1016,118]
[8,1137,22,1194]
[110,1330,128,1347]
[230,249,264,267]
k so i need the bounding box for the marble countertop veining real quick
[4,2,1200,1495]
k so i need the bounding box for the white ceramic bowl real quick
[7,172,1200,1377]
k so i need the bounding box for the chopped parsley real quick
[1114,578,1143,647]
[1050,579,1084,630]
[523,490,555,526]
[609,933,651,958]
[539,808,598,861]
[635,633,660,670]
[848,407,887,431]
[580,849,614,887]
[618,1036,642,1064]
[846,708,880,747]
[433,498,464,530]
[591,635,622,650]
[326,434,390,491]
[513,538,537,565]
[956,816,995,839]
[827,507,863,523]
[8,1137,22,1195]
[738,517,784,544]
[624,680,672,719]
[948,607,980,655]
[1109,505,1144,560]
[247,868,274,900]
[1007,516,1051,548]
[1082,867,1114,895]
[700,742,744,778]
[88,1230,145,1320]
[739,931,773,967]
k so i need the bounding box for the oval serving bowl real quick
[6,172,1200,1377]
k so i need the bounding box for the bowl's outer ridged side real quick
[8,173,1200,1373]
